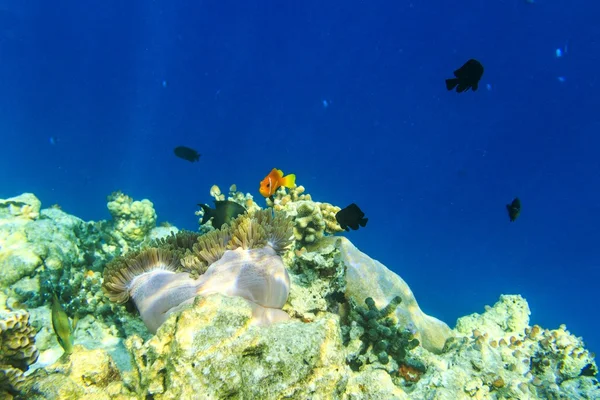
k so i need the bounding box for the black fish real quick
[506,197,521,222]
[198,200,246,229]
[446,59,484,93]
[335,203,368,231]
[174,146,200,162]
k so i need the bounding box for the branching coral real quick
[293,201,326,247]
[344,296,420,372]
[318,202,345,234]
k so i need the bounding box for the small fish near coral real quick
[174,146,201,162]
[506,197,521,222]
[259,168,296,198]
[445,59,484,93]
[335,203,368,231]
[51,292,74,354]
[198,200,246,229]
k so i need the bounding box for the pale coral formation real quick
[19,346,133,399]
[336,236,453,354]
[106,191,157,248]
[407,295,599,399]
[293,200,327,247]
[0,193,41,220]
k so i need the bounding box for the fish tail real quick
[281,174,296,189]
[198,204,213,224]
[445,78,459,91]
[359,218,368,227]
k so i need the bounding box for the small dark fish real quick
[506,197,521,222]
[198,200,246,229]
[446,59,484,93]
[174,146,200,162]
[335,203,368,232]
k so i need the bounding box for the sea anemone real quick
[102,248,179,303]
[102,248,200,333]
[227,210,293,255]
[102,211,294,333]
[189,228,230,273]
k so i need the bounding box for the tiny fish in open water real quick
[335,203,368,231]
[506,197,521,222]
[174,146,200,162]
[259,168,296,198]
[198,200,246,229]
[446,59,484,93]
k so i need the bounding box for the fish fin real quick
[446,78,459,91]
[359,218,368,227]
[472,82,479,91]
[281,174,296,189]
[275,168,284,177]
[72,315,79,331]
[198,204,213,224]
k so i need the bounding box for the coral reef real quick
[407,295,599,399]
[105,191,157,251]
[0,310,39,395]
[1,190,597,399]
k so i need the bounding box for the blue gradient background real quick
[1,1,598,355]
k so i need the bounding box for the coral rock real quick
[335,237,453,354]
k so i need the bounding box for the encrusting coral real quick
[102,210,295,333]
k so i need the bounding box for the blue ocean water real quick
[0,0,598,356]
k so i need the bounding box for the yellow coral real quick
[318,202,344,234]
[293,201,326,247]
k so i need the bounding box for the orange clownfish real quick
[259,168,296,198]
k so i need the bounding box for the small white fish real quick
[557,76,566,83]
[322,99,329,108]
[555,48,563,58]
[49,136,56,145]
[486,83,492,91]
[162,80,168,88]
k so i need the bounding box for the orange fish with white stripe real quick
[259,168,296,198]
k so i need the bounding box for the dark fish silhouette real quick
[198,200,246,229]
[335,203,368,231]
[446,59,484,93]
[506,197,521,222]
[174,146,200,162]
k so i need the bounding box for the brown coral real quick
[0,310,39,395]
[398,363,424,383]
[102,248,179,303]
